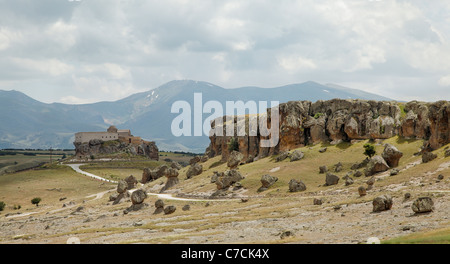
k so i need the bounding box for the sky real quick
[0,0,450,104]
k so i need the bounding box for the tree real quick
[31,197,41,207]
[227,137,239,152]
[363,143,376,158]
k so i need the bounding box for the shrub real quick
[363,143,376,158]
[314,112,324,119]
[31,197,41,207]
[0,201,5,211]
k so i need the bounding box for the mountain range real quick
[0,80,394,153]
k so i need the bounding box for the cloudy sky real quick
[1,0,449,103]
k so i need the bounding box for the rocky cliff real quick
[205,99,449,160]
[74,139,159,160]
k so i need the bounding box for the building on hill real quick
[74,126,142,144]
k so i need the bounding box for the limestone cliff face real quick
[206,99,449,160]
[74,139,159,160]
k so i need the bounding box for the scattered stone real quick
[227,151,244,169]
[412,197,434,213]
[333,205,342,210]
[445,149,450,158]
[354,170,363,177]
[258,174,278,192]
[59,197,67,201]
[372,195,393,212]
[390,168,400,176]
[124,203,148,214]
[344,176,354,186]
[319,165,328,174]
[211,172,219,183]
[153,199,164,214]
[241,198,249,203]
[182,205,190,211]
[289,150,304,162]
[404,193,411,200]
[437,174,444,181]
[325,172,340,186]
[130,189,147,205]
[133,221,144,227]
[358,186,366,196]
[334,162,343,172]
[319,147,327,153]
[382,144,403,167]
[205,202,210,207]
[164,206,176,215]
[366,176,375,187]
[288,179,307,192]
[313,198,323,205]
[280,231,294,239]
[141,165,168,184]
[276,151,289,162]
[422,152,437,163]
[109,193,118,202]
[351,158,370,170]
[186,163,203,179]
[189,156,201,165]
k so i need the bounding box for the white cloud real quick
[11,58,74,76]
[278,56,317,73]
[438,75,450,87]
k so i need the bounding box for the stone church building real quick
[74,126,143,144]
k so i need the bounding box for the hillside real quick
[0,136,448,244]
[0,80,394,152]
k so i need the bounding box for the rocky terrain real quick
[74,139,159,161]
[0,136,448,244]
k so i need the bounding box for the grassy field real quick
[0,150,74,175]
[0,164,115,213]
[383,227,450,244]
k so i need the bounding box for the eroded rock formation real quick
[74,139,159,160]
[206,99,450,160]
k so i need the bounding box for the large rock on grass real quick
[227,151,243,169]
[412,197,434,213]
[186,163,203,179]
[288,179,307,192]
[365,156,390,176]
[372,195,393,212]
[325,173,340,186]
[382,144,403,167]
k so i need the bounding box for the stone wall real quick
[205,99,450,161]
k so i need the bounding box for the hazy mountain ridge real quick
[0,80,394,152]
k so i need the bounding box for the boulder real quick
[215,170,244,190]
[288,179,307,192]
[186,163,203,179]
[422,152,437,163]
[334,162,343,172]
[182,205,191,211]
[365,156,390,176]
[313,198,323,205]
[153,199,164,214]
[319,147,327,153]
[289,150,304,162]
[319,165,328,174]
[170,161,182,170]
[117,180,128,194]
[372,195,393,212]
[164,205,177,215]
[124,175,138,190]
[227,151,243,169]
[344,176,354,186]
[412,197,434,213]
[189,156,201,165]
[358,186,367,196]
[276,151,289,162]
[130,189,147,205]
[354,170,363,177]
[141,165,168,184]
[325,173,340,186]
[382,144,403,167]
[390,168,400,176]
[445,149,450,157]
[437,174,444,181]
[258,174,278,191]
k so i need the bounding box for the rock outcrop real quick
[206,99,450,161]
[382,144,403,168]
[74,139,158,160]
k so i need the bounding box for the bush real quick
[227,137,239,152]
[31,197,41,207]
[363,143,376,158]
[0,201,5,211]
[314,112,324,119]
